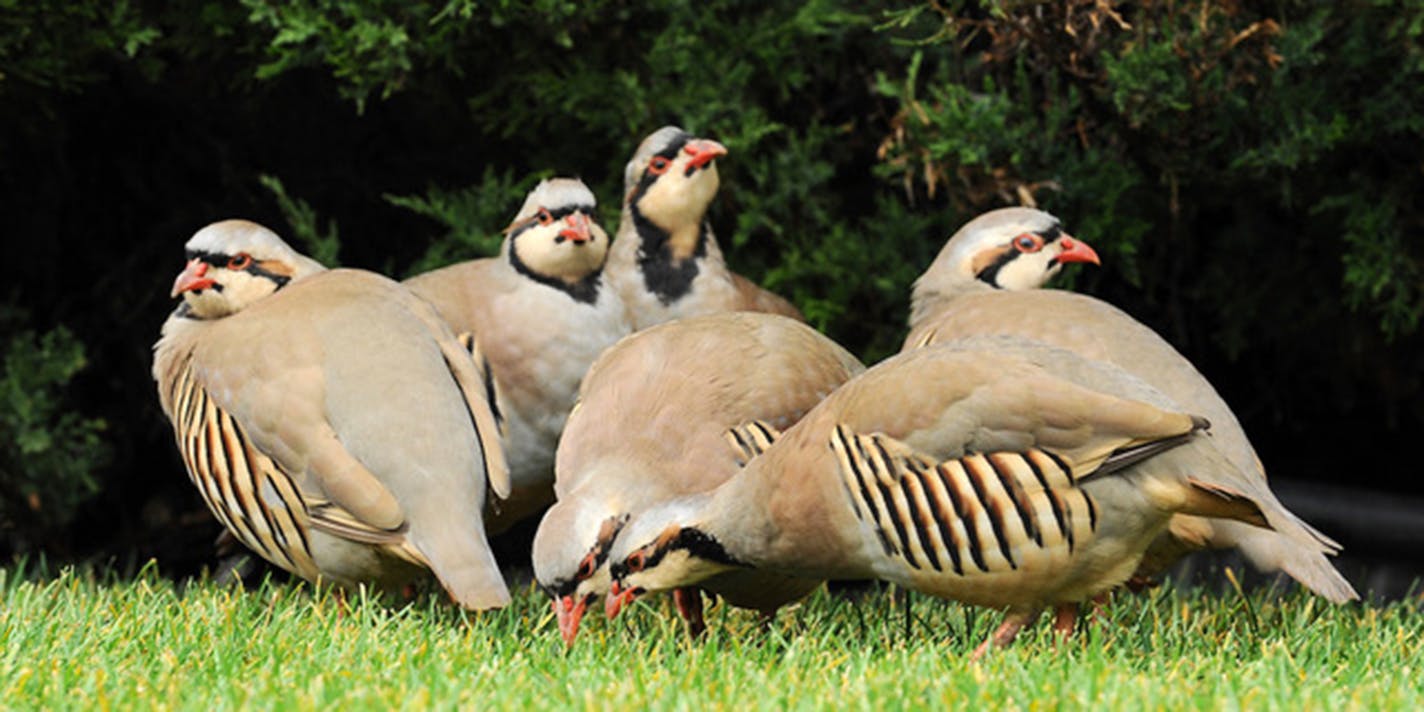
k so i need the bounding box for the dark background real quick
[2,2,1420,597]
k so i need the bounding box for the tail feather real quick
[1215,519,1358,604]
[1170,439,1355,603]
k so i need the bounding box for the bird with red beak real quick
[404,178,633,535]
[604,125,803,330]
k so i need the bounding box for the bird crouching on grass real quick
[405,178,632,532]
[606,335,1347,657]
[605,126,802,330]
[153,219,511,610]
[532,312,863,645]
[902,207,1355,602]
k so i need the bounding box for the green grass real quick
[1,565,1419,710]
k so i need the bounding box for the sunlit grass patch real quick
[1,565,1419,709]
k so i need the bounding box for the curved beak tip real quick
[171,259,215,297]
[558,215,591,244]
[1057,235,1101,266]
[555,596,587,647]
[683,139,728,170]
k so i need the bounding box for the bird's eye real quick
[625,550,647,573]
[576,553,596,580]
[228,253,253,270]
[648,156,671,175]
[537,208,554,226]
[1013,234,1044,253]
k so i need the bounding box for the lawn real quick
[1,564,1419,710]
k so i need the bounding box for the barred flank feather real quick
[832,427,1098,578]
[724,420,783,467]
[170,359,321,580]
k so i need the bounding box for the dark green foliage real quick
[259,175,342,266]
[386,168,539,276]
[875,1,1424,341]
[0,1,160,93]
[0,313,108,552]
[0,0,1421,567]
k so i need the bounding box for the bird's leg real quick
[757,609,777,634]
[1084,591,1112,628]
[1125,576,1159,593]
[1052,603,1078,638]
[672,587,706,640]
[332,587,349,618]
[969,608,1041,661]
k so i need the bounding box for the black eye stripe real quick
[185,249,227,267]
[181,249,290,290]
[510,204,595,238]
[653,133,691,161]
[548,204,595,220]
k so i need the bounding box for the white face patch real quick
[181,266,285,319]
[509,215,610,284]
[989,248,1063,290]
[621,548,713,594]
[574,564,613,601]
[176,220,327,319]
[634,158,720,257]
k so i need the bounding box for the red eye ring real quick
[576,553,596,580]
[647,156,671,175]
[228,253,253,270]
[626,550,647,573]
[1012,234,1044,253]
[537,207,554,226]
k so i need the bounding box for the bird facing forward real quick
[605,125,802,329]
[153,220,511,609]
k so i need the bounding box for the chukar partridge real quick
[532,312,863,644]
[405,178,632,532]
[605,126,802,329]
[902,207,1355,603]
[606,336,1345,656]
[153,220,511,609]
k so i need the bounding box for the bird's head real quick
[169,220,324,319]
[505,178,609,286]
[531,500,629,646]
[604,500,744,618]
[622,126,727,231]
[916,207,1099,295]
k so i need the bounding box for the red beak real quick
[554,595,589,646]
[1055,235,1100,266]
[171,259,216,297]
[558,213,591,244]
[605,581,623,618]
[605,580,641,619]
[683,139,727,171]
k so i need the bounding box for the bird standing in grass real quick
[606,335,1346,656]
[405,178,632,532]
[153,220,511,610]
[902,207,1355,602]
[605,126,802,329]
[532,312,862,644]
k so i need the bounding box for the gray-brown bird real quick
[153,220,511,609]
[605,126,802,329]
[405,178,632,532]
[605,336,1344,656]
[532,312,863,644]
[901,207,1355,603]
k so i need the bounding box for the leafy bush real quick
[0,313,109,553]
[874,1,1424,342]
[1,0,1422,565]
